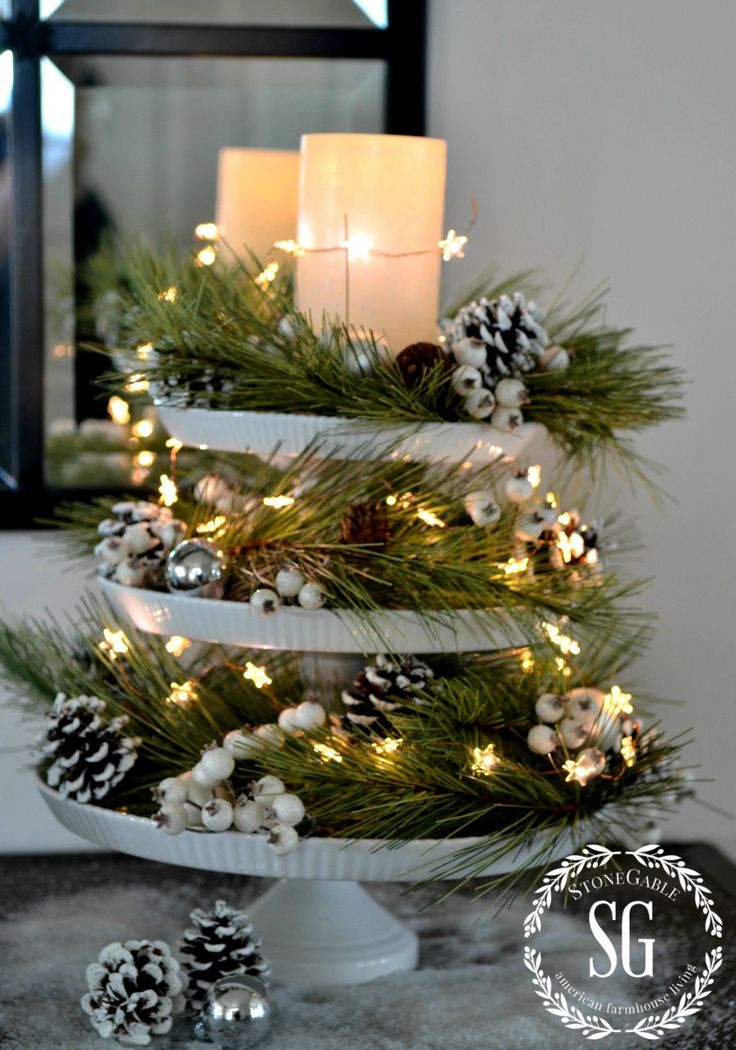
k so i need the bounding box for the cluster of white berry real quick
[249,567,325,615]
[223,698,327,752]
[95,501,186,587]
[153,745,307,856]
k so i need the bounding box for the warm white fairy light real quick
[195,515,228,538]
[165,636,191,658]
[195,245,217,267]
[498,556,529,575]
[527,464,542,489]
[274,238,306,257]
[562,753,600,786]
[341,233,374,263]
[107,395,130,426]
[194,221,219,241]
[313,742,343,764]
[255,261,279,289]
[543,622,581,657]
[166,680,198,706]
[135,342,153,360]
[416,508,447,528]
[158,286,178,303]
[556,529,586,564]
[159,474,178,508]
[133,450,155,468]
[263,495,295,509]
[99,628,129,661]
[242,662,272,689]
[545,491,558,509]
[385,491,413,509]
[131,419,154,439]
[520,649,535,674]
[125,373,149,394]
[604,685,634,718]
[470,743,500,775]
[620,735,637,768]
[555,656,573,678]
[372,737,403,756]
[165,437,183,454]
[438,228,468,261]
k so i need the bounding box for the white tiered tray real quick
[157,404,540,464]
[39,782,589,986]
[99,578,530,654]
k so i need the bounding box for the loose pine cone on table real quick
[396,342,452,389]
[40,693,140,804]
[81,939,186,1046]
[450,292,550,388]
[342,655,434,733]
[340,499,391,546]
[179,900,270,1011]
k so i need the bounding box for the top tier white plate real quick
[157,404,540,464]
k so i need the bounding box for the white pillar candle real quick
[215,148,300,264]
[295,133,447,354]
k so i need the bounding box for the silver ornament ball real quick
[165,539,226,598]
[197,974,273,1049]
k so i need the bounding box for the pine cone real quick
[81,939,186,1046]
[180,900,270,1011]
[41,693,140,804]
[396,342,451,389]
[342,655,434,733]
[451,292,549,387]
[340,499,391,546]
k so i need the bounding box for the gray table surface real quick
[0,844,733,1050]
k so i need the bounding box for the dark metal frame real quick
[0,0,427,527]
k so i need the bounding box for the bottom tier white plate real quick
[39,782,607,985]
[99,578,529,654]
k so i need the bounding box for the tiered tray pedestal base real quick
[39,783,581,986]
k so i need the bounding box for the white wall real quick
[1,0,734,855]
[429,0,736,852]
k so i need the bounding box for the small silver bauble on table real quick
[165,539,226,598]
[194,974,273,1049]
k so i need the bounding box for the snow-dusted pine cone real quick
[81,939,186,1046]
[94,501,186,588]
[450,292,549,388]
[40,693,140,804]
[180,900,270,1011]
[342,655,434,733]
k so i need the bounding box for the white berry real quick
[271,793,305,827]
[154,803,188,835]
[199,747,235,783]
[154,776,188,805]
[278,707,301,735]
[492,406,523,430]
[505,473,534,503]
[275,568,305,598]
[541,345,570,371]
[186,775,214,807]
[267,823,300,856]
[292,700,327,731]
[250,588,280,615]
[515,514,544,542]
[202,798,234,832]
[527,724,559,755]
[254,723,281,747]
[253,775,285,801]
[451,364,482,395]
[464,388,495,419]
[464,492,501,527]
[192,761,222,790]
[452,337,486,369]
[298,582,325,610]
[183,802,203,828]
[495,377,529,408]
[559,718,592,750]
[233,798,266,834]
[223,729,260,760]
[535,693,566,723]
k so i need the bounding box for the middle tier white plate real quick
[157,404,540,464]
[99,578,530,653]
